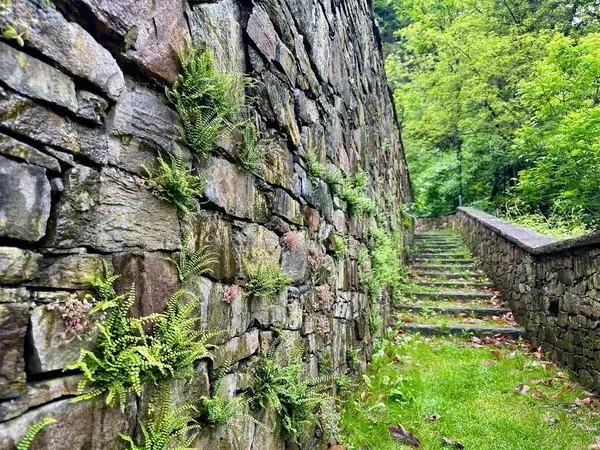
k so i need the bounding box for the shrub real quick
[66,270,219,410]
[142,147,206,217]
[121,389,200,450]
[234,122,271,172]
[244,264,293,299]
[305,149,324,183]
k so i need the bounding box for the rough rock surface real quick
[0,0,412,447]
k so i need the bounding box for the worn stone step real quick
[395,304,511,317]
[418,253,472,260]
[412,258,475,264]
[417,246,467,252]
[399,323,526,338]
[418,281,493,289]
[414,238,463,244]
[406,291,495,301]
[410,264,478,272]
[414,271,485,279]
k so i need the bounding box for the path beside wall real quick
[417,208,600,391]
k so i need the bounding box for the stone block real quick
[0,133,61,173]
[76,91,108,124]
[202,158,269,223]
[258,139,295,191]
[46,165,180,252]
[233,223,281,274]
[0,303,28,399]
[30,253,105,290]
[193,213,237,281]
[0,247,41,284]
[0,156,51,242]
[281,231,309,282]
[14,0,124,100]
[213,329,260,370]
[0,287,29,304]
[27,304,98,374]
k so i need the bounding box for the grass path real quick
[340,334,599,449]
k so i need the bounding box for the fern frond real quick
[17,418,56,450]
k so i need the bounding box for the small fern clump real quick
[17,418,56,450]
[167,226,216,284]
[329,233,346,262]
[248,339,334,443]
[340,171,376,217]
[66,266,219,411]
[234,122,271,172]
[166,48,248,158]
[143,147,206,217]
[305,149,324,183]
[90,260,119,302]
[369,304,383,335]
[325,168,344,196]
[346,345,360,368]
[244,264,293,299]
[121,389,200,450]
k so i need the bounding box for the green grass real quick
[340,335,599,450]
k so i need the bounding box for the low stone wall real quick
[414,215,455,233]
[452,208,600,391]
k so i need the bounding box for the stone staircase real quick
[396,231,525,338]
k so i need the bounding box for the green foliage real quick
[167,226,216,284]
[248,338,336,443]
[346,346,360,368]
[166,48,247,157]
[143,147,206,217]
[17,418,56,450]
[243,264,293,299]
[329,233,346,262]
[234,122,271,172]
[67,269,218,410]
[0,0,27,46]
[369,304,383,335]
[121,389,200,450]
[340,171,376,217]
[90,260,119,303]
[304,149,324,183]
[324,168,344,196]
[376,0,600,227]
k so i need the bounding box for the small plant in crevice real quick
[66,268,219,410]
[166,47,248,158]
[46,293,95,343]
[167,226,216,284]
[325,168,344,197]
[17,417,56,450]
[317,349,333,375]
[121,389,200,450]
[283,231,299,252]
[315,315,331,335]
[369,304,383,335]
[223,285,241,304]
[340,171,376,218]
[142,147,206,217]
[1,0,27,46]
[248,337,336,444]
[234,121,271,172]
[243,263,293,299]
[305,149,324,183]
[329,233,346,263]
[346,345,360,369]
[315,285,334,310]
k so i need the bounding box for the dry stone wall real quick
[0,0,411,448]
[420,208,600,392]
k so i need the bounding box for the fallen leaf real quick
[442,437,465,449]
[533,389,544,399]
[491,348,502,359]
[389,424,421,447]
[514,384,531,395]
[547,418,560,427]
[483,359,497,367]
[575,397,595,407]
[590,436,600,449]
[426,413,441,421]
[507,351,517,359]
[360,391,366,401]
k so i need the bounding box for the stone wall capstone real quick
[0,0,412,448]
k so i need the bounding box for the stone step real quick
[413,281,493,289]
[412,258,475,264]
[418,253,472,259]
[395,304,511,317]
[414,238,463,244]
[399,323,526,338]
[416,246,467,252]
[410,264,478,272]
[414,272,485,280]
[406,291,496,301]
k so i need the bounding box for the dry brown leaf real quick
[442,437,465,449]
[533,389,544,399]
[483,359,497,367]
[389,424,421,447]
[491,348,502,359]
[589,436,600,449]
[547,418,560,427]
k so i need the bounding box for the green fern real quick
[324,168,344,196]
[143,146,206,217]
[248,338,334,443]
[340,171,376,218]
[121,389,200,450]
[66,267,219,411]
[305,149,324,183]
[243,264,293,299]
[329,233,346,262]
[17,418,56,450]
[234,122,271,172]
[346,345,360,368]
[167,227,217,284]
[166,47,248,158]
[89,260,119,302]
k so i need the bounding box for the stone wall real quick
[0,0,412,448]
[423,208,600,392]
[414,215,454,234]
